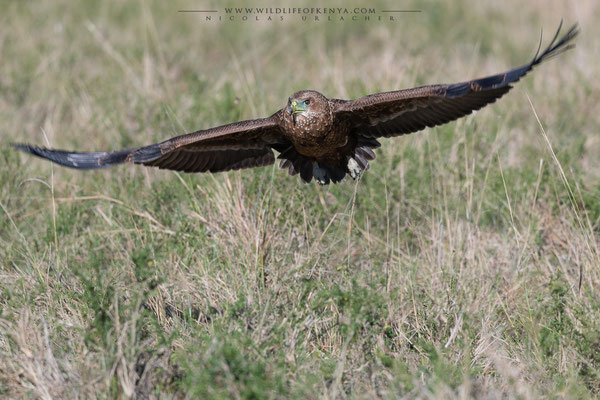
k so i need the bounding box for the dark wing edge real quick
[444,20,578,99]
[13,112,287,173]
[334,21,579,138]
[11,144,131,169]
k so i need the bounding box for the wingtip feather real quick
[13,143,131,169]
[532,22,579,66]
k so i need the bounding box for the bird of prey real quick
[14,23,578,185]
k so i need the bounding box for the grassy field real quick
[1,0,599,398]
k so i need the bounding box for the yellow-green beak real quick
[290,100,308,115]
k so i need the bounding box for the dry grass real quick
[1,0,600,398]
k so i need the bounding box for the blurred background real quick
[1,0,599,398]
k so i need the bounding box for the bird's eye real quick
[304,99,311,105]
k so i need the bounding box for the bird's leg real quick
[347,157,363,180]
[313,162,329,185]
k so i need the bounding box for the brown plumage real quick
[14,22,578,185]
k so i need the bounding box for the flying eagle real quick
[14,23,578,185]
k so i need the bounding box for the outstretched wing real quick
[14,111,287,173]
[333,22,578,138]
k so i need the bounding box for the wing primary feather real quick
[169,151,193,171]
[185,156,206,172]
[177,151,197,171]
[131,144,164,164]
[11,144,131,169]
[464,22,578,94]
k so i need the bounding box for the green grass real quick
[1,0,600,398]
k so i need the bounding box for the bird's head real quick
[289,98,309,115]
[287,90,328,117]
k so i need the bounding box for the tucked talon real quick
[347,158,362,180]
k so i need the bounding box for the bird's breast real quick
[288,118,347,158]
